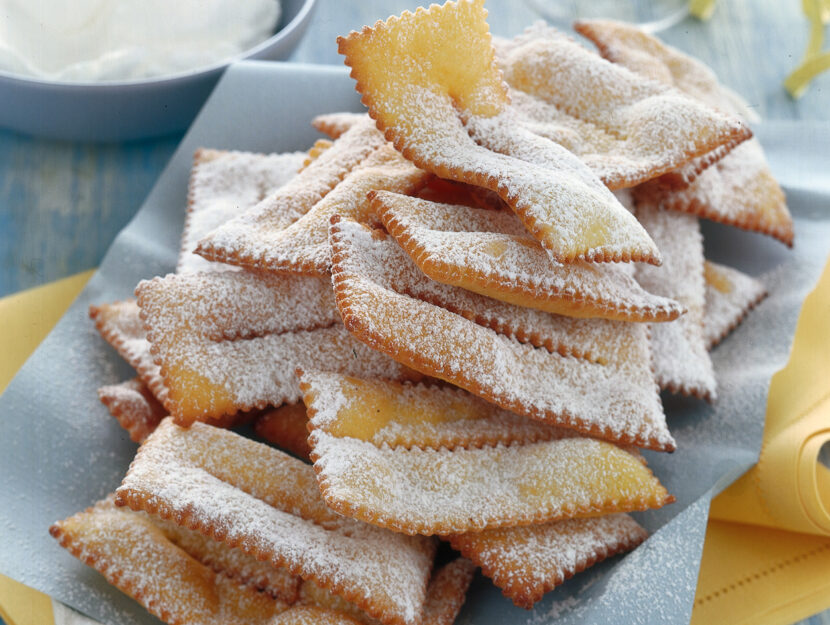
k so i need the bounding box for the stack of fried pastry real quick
[53,1,790,622]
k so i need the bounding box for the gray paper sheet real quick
[0,61,828,625]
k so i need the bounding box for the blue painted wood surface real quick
[0,0,828,623]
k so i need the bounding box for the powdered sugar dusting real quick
[152,508,301,604]
[206,144,428,275]
[89,301,168,405]
[391,82,659,264]
[136,270,339,343]
[464,108,660,263]
[575,19,792,244]
[421,558,476,625]
[134,270,415,421]
[639,140,793,245]
[573,19,759,122]
[334,224,652,367]
[147,319,414,422]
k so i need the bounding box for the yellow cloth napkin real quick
[0,271,93,625]
[0,260,828,625]
[0,271,94,395]
[691,254,830,625]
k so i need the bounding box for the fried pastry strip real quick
[300,370,575,451]
[91,147,311,412]
[703,260,768,350]
[372,190,684,322]
[200,144,428,276]
[637,141,794,245]
[136,270,414,424]
[148,321,413,426]
[308,429,672,535]
[330,216,648,366]
[576,19,793,245]
[137,270,338,343]
[573,20,759,119]
[50,497,289,625]
[180,148,307,274]
[115,419,436,625]
[98,379,252,444]
[195,116,389,272]
[147,506,301,604]
[493,23,750,190]
[338,0,660,265]
[98,378,168,443]
[636,206,716,400]
[447,514,648,609]
[420,558,477,625]
[330,218,674,452]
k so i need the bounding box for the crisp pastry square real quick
[371,190,684,322]
[196,116,392,273]
[115,419,437,625]
[493,22,751,190]
[307,424,671,536]
[135,270,414,424]
[338,0,661,265]
[98,377,169,443]
[201,143,429,276]
[702,260,768,350]
[50,496,291,625]
[636,205,717,400]
[328,211,654,367]
[297,558,475,625]
[299,369,578,452]
[575,19,793,245]
[300,371,667,540]
[330,217,674,451]
[91,146,314,431]
[180,148,306,274]
[90,300,168,405]
[447,514,648,609]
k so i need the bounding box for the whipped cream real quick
[0,0,281,82]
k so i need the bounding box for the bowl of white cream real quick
[0,0,317,141]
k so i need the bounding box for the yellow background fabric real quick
[0,271,94,625]
[692,253,830,625]
[0,259,828,625]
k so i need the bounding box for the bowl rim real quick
[0,0,317,90]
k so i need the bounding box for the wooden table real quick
[0,1,828,623]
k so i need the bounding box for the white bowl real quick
[0,0,317,142]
